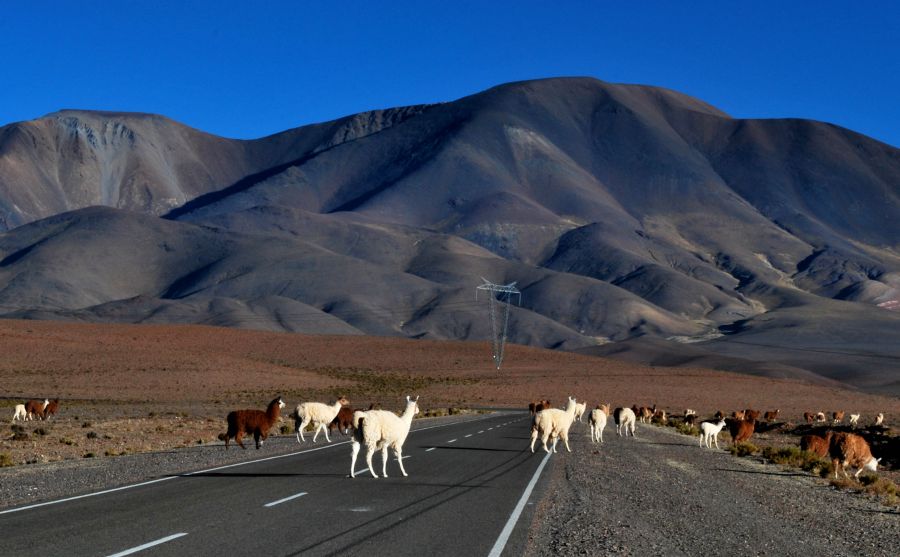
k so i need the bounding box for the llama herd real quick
[10,398,60,421]
[221,395,419,478]
[527,397,889,481]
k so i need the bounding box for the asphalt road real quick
[0,412,551,556]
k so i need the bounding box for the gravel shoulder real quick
[525,422,899,556]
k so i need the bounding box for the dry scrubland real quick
[1,320,897,479]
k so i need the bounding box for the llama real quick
[699,418,727,449]
[12,404,27,421]
[574,401,587,423]
[815,411,827,423]
[530,396,578,453]
[293,396,350,443]
[329,403,378,436]
[42,399,60,420]
[589,404,609,443]
[728,419,755,445]
[24,399,49,421]
[614,407,636,437]
[350,395,419,478]
[222,396,284,449]
[832,411,845,424]
[535,400,551,413]
[848,414,860,427]
[874,413,884,426]
[829,432,880,479]
[763,409,779,422]
[803,412,815,424]
[800,431,833,458]
[329,406,356,436]
[744,409,761,422]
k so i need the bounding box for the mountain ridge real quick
[0,77,898,393]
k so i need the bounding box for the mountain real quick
[0,77,898,393]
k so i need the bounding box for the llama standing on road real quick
[589,404,609,443]
[530,396,579,454]
[574,401,587,422]
[699,418,727,449]
[293,396,350,443]
[614,407,636,437]
[350,395,419,478]
[222,396,285,449]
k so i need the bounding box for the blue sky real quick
[2,1,898,146]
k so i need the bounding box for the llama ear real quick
[406,395,411,403]
[415,396,419,402]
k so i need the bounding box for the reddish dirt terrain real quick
[1,319,897,467]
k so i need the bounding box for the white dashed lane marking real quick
[107,533,188,557]
[264,492,307,508]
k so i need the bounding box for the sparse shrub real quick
[279,424,292,435]
[11,425,29,441]
[0,453,14,467]
[60,437,75,446]
[674,422,697,436]
[83,452,95,458]
[729,441,759,457]
[81,421,92,428]
[86,431,98,439]
[34,427,50,436]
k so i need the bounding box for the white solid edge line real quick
[487,451,552,557]
[1,412,508,515]
[106,532,187,557]
[264,491,308,508]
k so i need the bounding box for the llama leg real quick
[542,431,552,454]
[235,430,246,449]
[599,426,603,443]
[312,423,321,443]
[713,435,719,450]
[529,428,538,453]
[296,417,308,443]
[396,446,408,477]
[563,431,571,452]
[381,445,389,477]
[366,446,378,478]
[350,441,360,478]
[324,425,332,443]
[254,431,261,449]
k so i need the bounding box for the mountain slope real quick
[0,77,898,393]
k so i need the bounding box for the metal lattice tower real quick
[475,278,521,370]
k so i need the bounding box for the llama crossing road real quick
[0,412,549,556]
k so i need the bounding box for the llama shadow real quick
[426,446,521,452]
[171,472,345,479]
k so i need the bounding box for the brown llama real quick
[829,432,880,479]
[24,399,49,421]
[803,412,814,424]
[800,431,833,458]
[763,409,779,422]
[42,399,61,420]
[729,419,755,444]
[223,396,285,449]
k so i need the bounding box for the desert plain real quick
[1,318,897,471]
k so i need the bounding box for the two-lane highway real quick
[1,412,551,556]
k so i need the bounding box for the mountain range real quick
[0,77,898,394]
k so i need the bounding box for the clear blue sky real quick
[2,1,897,146]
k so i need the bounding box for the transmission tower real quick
[475,278,521,370]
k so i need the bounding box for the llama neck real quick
[332,400,343,412]
[400,403,416,425]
